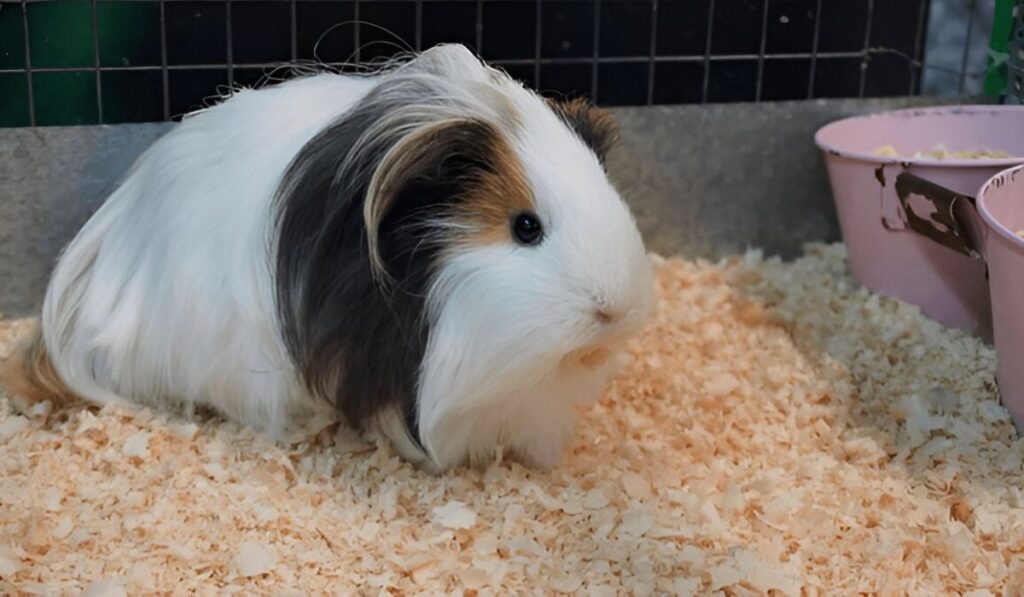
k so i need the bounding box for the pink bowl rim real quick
[979,163,1024,250]
[815,104,1024,169]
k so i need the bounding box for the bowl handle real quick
[894,171,983,260]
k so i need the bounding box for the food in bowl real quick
[874,144,1014,160]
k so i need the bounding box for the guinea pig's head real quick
[274,44,655,471]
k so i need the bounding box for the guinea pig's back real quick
[39,72,377,434]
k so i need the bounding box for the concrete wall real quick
[607,97,950,260]
[0,96,961,316]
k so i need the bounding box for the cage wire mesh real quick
[0,0,998,128]
[1005,0,1024,103]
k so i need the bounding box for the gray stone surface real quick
[606,96,963,260]
[0,96,965,316]
[0,123,173,316]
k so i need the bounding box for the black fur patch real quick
[273,77,504,448]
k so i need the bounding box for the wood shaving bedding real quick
[2,244,1022,594]
[874,144,1015,160]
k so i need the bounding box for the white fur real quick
[417,78,655,469]
[40,45,654,470]
[42,72,377,438]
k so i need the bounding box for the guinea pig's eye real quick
[511,212,544,246]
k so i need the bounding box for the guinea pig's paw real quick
[516,436,567,471]
[21,397,53,420]
[0,360,54,420]
[577,346,613,371]
[332,422,374,455]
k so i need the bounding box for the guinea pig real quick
[6,44,655,472]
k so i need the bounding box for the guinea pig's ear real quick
[363,118,504,279]
[412,44,488,79]
[546,97,620,163]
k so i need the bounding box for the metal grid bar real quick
[701,0,716,103]
[226,0,234,87]
[590,0,600,101]
[0,0,792,2]
[910,0,929,94]
[159,0,170,120]
[475,0,483,53]
[19,1,35,126]
[0,0,975,127]
[415,0,423,51]
[807,0,822,98]
[858,0,876,97]
[289,0,297,61]
[91,0,104,123]
[0,51,904,77]
[353,0,361,62]
[533,0,542,87]
[754,0,770,102]
[959,0,979,93]
[646,0,658,106]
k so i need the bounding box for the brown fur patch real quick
[456,130,536,245]
[546,97,620,163]
[1,324,75,410]
[367,118,536,255]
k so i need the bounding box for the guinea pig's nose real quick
[592,296,623,325]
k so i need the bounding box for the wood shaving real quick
[80,580,128,597]
[234,541,278,578]
[1,244,1022,593]
[874,143,1014,160]
[430,501,478,530]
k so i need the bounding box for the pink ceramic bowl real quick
[815,105,1024,342]
[977,166,1024,430]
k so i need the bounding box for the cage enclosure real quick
[0,0,994,316]
[5,0,1024,594]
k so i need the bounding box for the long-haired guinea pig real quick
[5,44,655,472]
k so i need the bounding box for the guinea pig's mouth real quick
[565,345,615,371]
